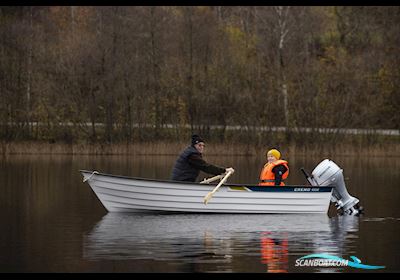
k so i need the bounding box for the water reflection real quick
[260,232,288,272]
[83,213,360,272]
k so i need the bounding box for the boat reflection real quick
[83,213,359,272]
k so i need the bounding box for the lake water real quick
[0,154,399,272]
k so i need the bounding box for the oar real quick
[203,169,234,205]
[200,174,224,184]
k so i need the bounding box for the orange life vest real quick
[259,159,289,186]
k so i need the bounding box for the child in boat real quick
[259,149,289,186]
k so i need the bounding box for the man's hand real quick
[225,167,235,174]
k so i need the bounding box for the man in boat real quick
[259,149,289,186]
[171,134,233,182]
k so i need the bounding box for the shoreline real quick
[1,141,400,157]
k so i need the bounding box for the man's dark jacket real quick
[171,146,225,182]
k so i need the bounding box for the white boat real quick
[81,159,363,215]
[80,170,333,214]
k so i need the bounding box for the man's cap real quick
[191,134,204,146]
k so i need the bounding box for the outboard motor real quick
[302,159,363,215]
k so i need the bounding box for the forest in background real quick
[0,6,399,151]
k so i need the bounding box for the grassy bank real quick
[1,140,400,157]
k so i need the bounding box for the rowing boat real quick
[80,170,333,214]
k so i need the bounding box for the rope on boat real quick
[83,171,99,182]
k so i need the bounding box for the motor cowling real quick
[309,159,363,215]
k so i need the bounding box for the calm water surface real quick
[0,154,399,272]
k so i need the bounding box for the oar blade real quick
[203,192,213,205]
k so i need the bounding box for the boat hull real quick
[81,170,333,214]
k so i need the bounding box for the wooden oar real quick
[200,174,224,184]
[203,169,234,205]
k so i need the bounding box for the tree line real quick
[0,6,399,146]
